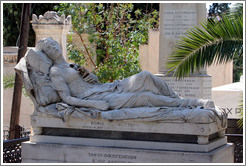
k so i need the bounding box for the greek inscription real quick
[117,122,137,127]
[88,152,137,163]
[91,121,104,126]
[219,107,242,115]
[162,9,197,39]
[81,121,105,129]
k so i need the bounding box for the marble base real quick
[30,135,227,152]
[22,141,234,163]
[31,115,226,145]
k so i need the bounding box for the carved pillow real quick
[25,48,52,74]
[29,70,61,106]
[25,48,61,106]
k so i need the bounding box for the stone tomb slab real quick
[22,141,234,163]
[31,115,223,136]
[30,135,227,153]
[31,115,226,145]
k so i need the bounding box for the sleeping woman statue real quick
[36,37,214,111]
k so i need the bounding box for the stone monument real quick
[16,37,233,163]
[32,11,72,60]
[139,3,212,99]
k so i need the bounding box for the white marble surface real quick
[22,141,234,163]
[30,115,225,137]
[30,135,227,152]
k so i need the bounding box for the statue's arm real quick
[50,68,108,110]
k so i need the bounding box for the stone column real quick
[32,11,72,60]
[158,3,211,99]
[159,3,207,74]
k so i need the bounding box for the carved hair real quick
[36,37,58,51]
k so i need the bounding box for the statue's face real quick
[42,40,63,60]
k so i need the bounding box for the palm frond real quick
[237,97,243,130]
[3,73,15,89]
[166,14,243,79]
[3,73,28,97]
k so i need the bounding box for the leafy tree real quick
[208,3,231,19]
[55,3,159,83]
[3,3,22,46]
[3,3,58,46]
[208,3,243,82]
[230,3,244,82]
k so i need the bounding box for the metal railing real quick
[3,137,30,163]
[226,134,243,163]
[3,125,31,141]
[2,126,243,163]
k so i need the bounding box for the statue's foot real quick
[198,99,215,109]
[179,99,215,109]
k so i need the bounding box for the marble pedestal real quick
[157,74,212,99]
[22,140,234,163]
[21,115,234,163]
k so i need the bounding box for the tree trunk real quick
[9,3,31,140]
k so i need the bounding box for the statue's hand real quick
[83,74,97,84]
[92,100,109,111]
[77,66,89,77]
[77,66,98,84]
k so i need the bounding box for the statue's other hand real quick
[92,100,109,111]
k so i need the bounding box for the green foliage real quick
[166,14,243,79]
[208,3,243,82]
[237,98,243,130]
[3,73,28,96]
[230,3,244,82]
[167,4,243,127]
[3,3,22,46]
[3,73,16,89]
[233,53,243,82]
[55,3,159,83]
[3,3,58,46]
[208,3,231,19]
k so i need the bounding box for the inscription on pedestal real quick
[158,75,212,99]
[159,3,206,74]
[163,11,197,39]
[88,152,137,163]
[78,120,140,130]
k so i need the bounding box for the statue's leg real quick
[118,71,180,98]
[131,92,214,109]
[108,92,183,109]
[142,71,180,98]
[131,92,183,107]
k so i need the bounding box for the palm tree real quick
[166,6,243,79]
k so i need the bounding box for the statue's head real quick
[37,37,63,61]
